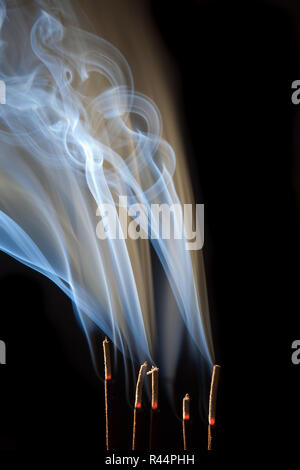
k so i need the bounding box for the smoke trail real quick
[0,0,213,379]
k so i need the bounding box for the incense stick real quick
[147,366,159,449]
[134,361,148,409]
[147,366,159,410]
[182,393,191,450]
[103,336,111,381]
[103,337,112,450]
[132,361,148,450]
[208,364,221,450]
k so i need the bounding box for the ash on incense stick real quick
[208,364,221,450]
[147,366,159,450]
[132,361,148,450]
[182,393,191,450]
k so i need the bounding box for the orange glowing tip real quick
[210,417,215,426]
[135,402,142,409]
[184,413,190,421]
[152,401,158,410]
[106,375,112,381]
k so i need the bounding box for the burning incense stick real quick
[182,394,191,450]
[103,337,112,450]
[183,393,190,421]
[147,366,159,449]
[134,361,148,409]
[103,336,112,381]
[132,361,148,450]
[208,364,221,450]
[147,366,159,410]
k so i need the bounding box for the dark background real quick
[0,0,299,453]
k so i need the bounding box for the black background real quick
[0,0,299,454]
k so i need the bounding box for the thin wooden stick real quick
[132,361,148,450]
[103,337,112,450]
[208,423,213,451]
[147,366,159,449]
[208,364,221,450]
[182,393,191,450]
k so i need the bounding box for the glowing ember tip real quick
[135,402,142,409]
[184,414,190,421]
[210,417,215,426]
[152,401,158,410]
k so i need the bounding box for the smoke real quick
[0,0,214,384]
